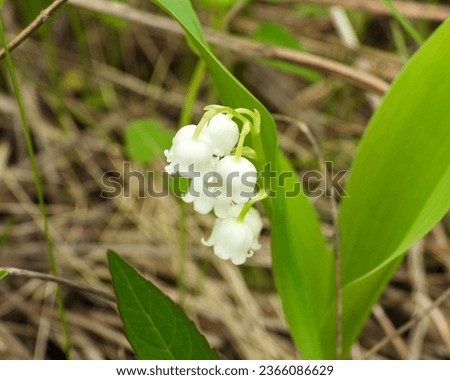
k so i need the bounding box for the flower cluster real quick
[165,106,265,265]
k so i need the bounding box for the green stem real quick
[177,201,187,306]
[0,18,72,359]
[381,0,425,45]
[237,189,268,222]
[235,121,251,160]
[179,59,207,127]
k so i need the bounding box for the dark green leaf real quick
[107,250,218,359]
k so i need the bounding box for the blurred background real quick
[0,0,449,359]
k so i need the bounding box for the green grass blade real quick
[107,251,218,359]
[381,0,425,45]
[150,0,333,358]
[337,19,450,357]
[0,17,72,359]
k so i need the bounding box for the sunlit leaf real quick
[337,20,450,357]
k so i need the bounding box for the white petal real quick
[166,138,214,176]
[201,237,215,247]
[205,114,239,156]
[213,199,233,218]
[193,197,215,214]
[230,253,247,265]
[225,205,263,252]
[172,124,197,144]
[214,156,257,201]
[243,207,263,237]
[213,246,232,260]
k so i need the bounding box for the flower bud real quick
[202,218,254,265]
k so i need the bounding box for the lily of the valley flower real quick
[214,155,257,204]
[182,174,232,217]
[164,125,214,176]
[165,105,264,266]
[227,204,263,250]
[204,113,239,157]
[202,205,263,265]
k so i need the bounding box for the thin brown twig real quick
[1,267,116,303]
[273,114,343,359]
[363,286,450,359]
[283,0,450,21]
[68,0,390,94]
[0,0,69,60]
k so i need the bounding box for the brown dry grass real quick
[0,0,449,359]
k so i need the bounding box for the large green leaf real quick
[107,250,218,359]
[272,155,335,358]
[150,0,334,358]
[337,20,450,357]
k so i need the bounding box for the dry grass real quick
[0,0,448,359]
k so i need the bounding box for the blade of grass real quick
[381,0,425,45]
[0,18,72,359]
[391,20,409,62]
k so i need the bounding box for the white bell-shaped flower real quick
[164,124,197,162]
[182,174,232,216]
[204,113,239,157]
[172,124,197,144]
[202,217,254,265]
[164,124,215,176]
[214,156,257,204]
[226,205,263,250]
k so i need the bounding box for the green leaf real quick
[107,250,218,359]
[252,22,321,82]
[0,270,8,281]
[337,20,450,357]
[150,0,333,359]
[198,0,240,10]
[125,119,174,163]
[272,155,334,359]
[253,22,304,51]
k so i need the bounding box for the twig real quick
[283,0,450,21]
[68,0,389,94]
[363,286,450,359]
[0,0,69,60]
[1,267,116,303]
[273,114,342,359]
